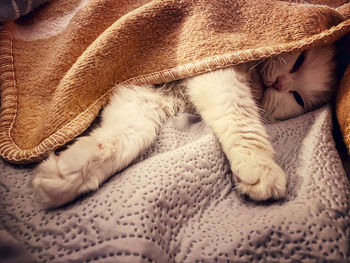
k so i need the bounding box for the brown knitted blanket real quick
[1,0,350,163]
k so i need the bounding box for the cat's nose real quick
[272,76,287,92]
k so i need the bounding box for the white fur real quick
[33,45,336,208]
[186,69,286,200]
[33,85,184,208]
[261,45,336,120]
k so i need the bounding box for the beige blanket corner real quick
[1,0,350,163]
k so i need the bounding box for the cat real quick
[32,45,336,208]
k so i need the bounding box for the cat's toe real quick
[232,161,260,185]
[235,161,287,201]
[32,153,83,208]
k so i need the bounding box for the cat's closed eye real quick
[290,51,306,73]
[291,91,304,107]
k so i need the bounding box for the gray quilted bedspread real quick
[1,106,350,263]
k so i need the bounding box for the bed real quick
[1,105,350,262]
[1,0,350,262]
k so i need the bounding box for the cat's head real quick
[258,45,337,121]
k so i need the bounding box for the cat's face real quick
[259,45,336,121]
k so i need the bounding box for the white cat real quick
[32,45,336,208]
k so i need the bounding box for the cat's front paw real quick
[32,153,83,208]
[32,138,100,208]
[232,153,287,201]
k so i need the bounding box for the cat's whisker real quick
[279,56,287,64]
[261,58,272,72]
[249,59,265,71]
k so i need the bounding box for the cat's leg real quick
[32,85,180,208]
[186,68,287,201]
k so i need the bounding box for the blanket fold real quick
[1,0,350,163]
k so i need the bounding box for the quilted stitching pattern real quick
[0,107,349,262]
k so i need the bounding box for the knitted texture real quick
[1,0,350,162]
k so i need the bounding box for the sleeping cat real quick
[32,45,336,208]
